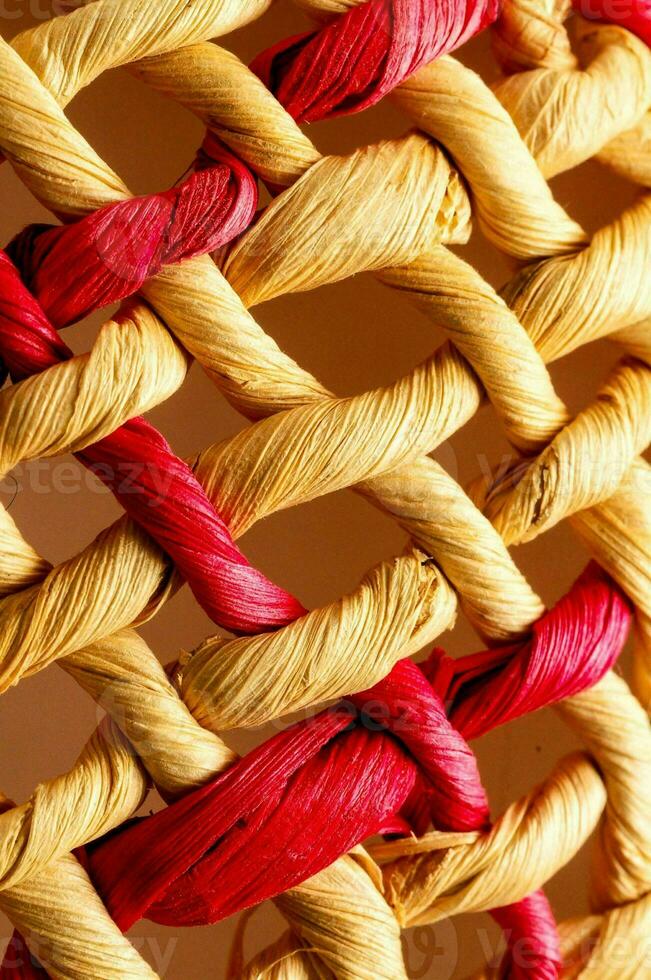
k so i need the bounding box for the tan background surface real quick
[0,4,640,976]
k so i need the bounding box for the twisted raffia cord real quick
[0,0,649,977]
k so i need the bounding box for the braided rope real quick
[0,0,649,976]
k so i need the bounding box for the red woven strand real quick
[347,658,490,832]
[428,563,630,740]
[86,569,633,919]
[8,137,255,329]
[0,151,307,633]
[251,0,500,122]
[0,935,45,978]
[0,568,630,976]
[428,563,630,978]
[492,891,563,979]
[425,564,628,978]
[88,705,417,930]
[572,0,651,46]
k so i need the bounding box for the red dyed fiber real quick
[0,154,306,633]
[9,138,256,329]
[0,936,46,979]
[251,0,500,122]
[572,0,651,46]
[88,569,631,920]
[0,568,630,976]
[424,563,628,978]
[87,706,417,930]
[428,563,630,740]
[492,891,563,979]
[347,658,490,832]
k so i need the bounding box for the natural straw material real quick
[0,0,649,977]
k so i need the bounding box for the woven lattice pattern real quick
[0,0,650,976]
